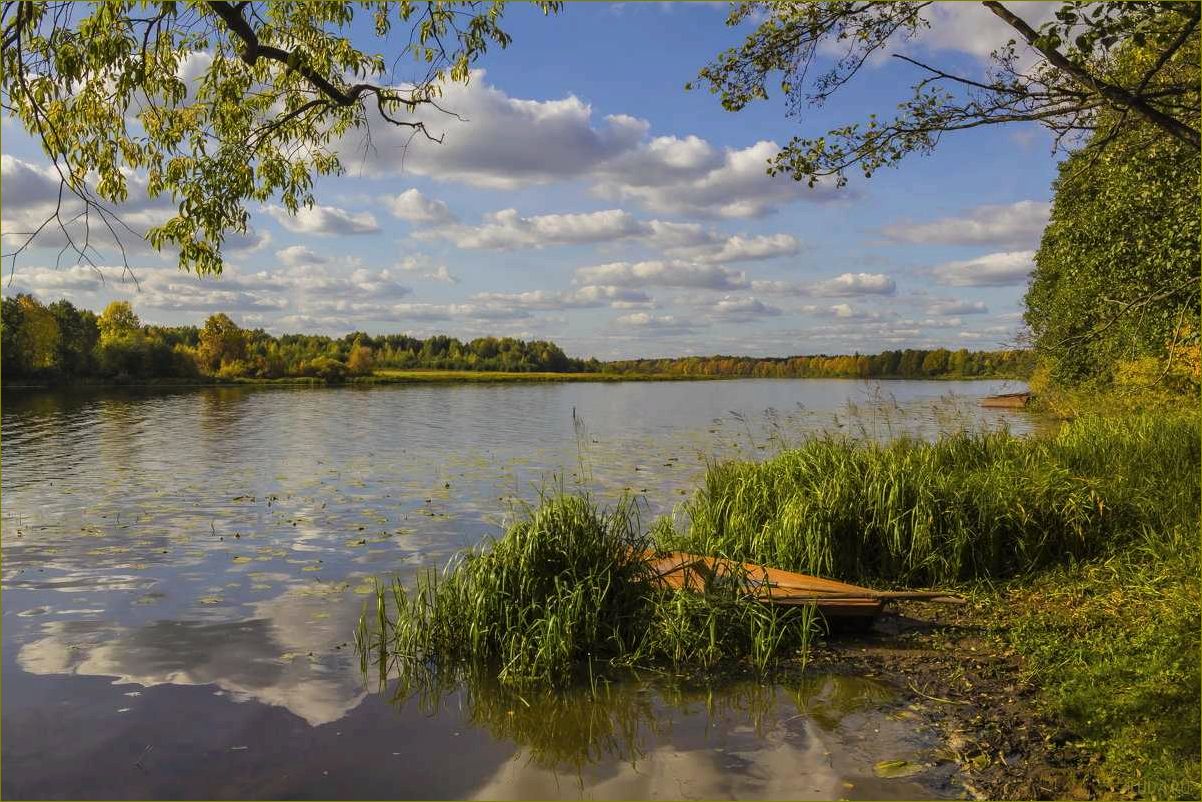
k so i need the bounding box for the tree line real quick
[603,350,1034,380]
[0,296,589,382]
[1,294,1032,384]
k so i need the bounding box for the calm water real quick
[2,378,1033,799]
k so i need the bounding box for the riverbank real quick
[665,405,1200,799]
[1,368,1034,390]
[362,405,1199,799]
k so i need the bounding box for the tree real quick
[1,1,558,275]
[693,2,1199,186]
[13,294,61,372]
[197,312,247,372]
[97,300,141,341]
[346,339,375,375]
[921,348,949,376]
[49,298,99,375]
[1025,60,1200,387]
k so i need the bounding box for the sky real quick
[0,2,1065,360]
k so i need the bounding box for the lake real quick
[1,378,1035,799]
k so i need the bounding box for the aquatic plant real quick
[357,492,817,689]
[657,412,1199,585]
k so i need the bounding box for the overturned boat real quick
[645,550,965,621]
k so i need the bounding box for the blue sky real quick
[1,2,1063,359]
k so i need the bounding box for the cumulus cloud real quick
[1,155,269,260]
[671,233,800,264]
[596,139,835,218]
[926,298,989,315]
[416,204,801,264]
[471,285,651,310]
[342,72,833,218]
[915,2,1059,62]
[276,245,328,267]
[394,255,459,284]
[709,295,783,322]
[881,201,1049,248]
[345,72,648,189]
[426,208,647,250]
[574,260,749,290]
[932,250,1034,286]
[391,302,532,321]
[811,272,897,296]
[265,204,379,236]
[613,312,694,333]
[7,259,413,322]
[384,189,457,225]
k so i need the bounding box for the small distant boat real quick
[644,550,965,621]
[980,391,1031,409]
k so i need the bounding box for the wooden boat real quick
[644,550,965,621]
[980,391,1032,409]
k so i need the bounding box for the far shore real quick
[0,369,1033,390]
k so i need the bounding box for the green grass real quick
[655,412,1198,586]
[356,492,817,689]
[655,410,1200,798]
[993,533,1200,800]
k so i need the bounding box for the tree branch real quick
[982,0,1200,150]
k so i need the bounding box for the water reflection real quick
[17,584,368,725]
[2,380,1023,798]
[372,668,950,800]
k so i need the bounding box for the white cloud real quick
[345,72,648,189]
[472,285,651,310]
[574,260,749,290]
[926,298,989,315]
[427,208,646,250]
[672,233,800,264]
[394,255,459,284]
[881,201,1049,248]
[384,189,457,225]
[596,139,837,218]
[391,302,532,321]
[343,73,834,218]
[613,312,694,333]
[915,3,1059,62]
[265,204,379,236]
[1,155,268,261]
[276,245,328,267]
[811,272,896,296]
[419,204,801,265]
[932,250,1034,286]
[709,295,783,322]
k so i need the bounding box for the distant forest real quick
[1,294,1033,383]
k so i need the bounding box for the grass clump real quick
[658,412,1198,585]
[358,492,816,689]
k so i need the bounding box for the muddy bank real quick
[809,603,1103,801]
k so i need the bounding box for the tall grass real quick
[657,413,1199,585]
[357,492,817,689]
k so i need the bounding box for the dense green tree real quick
[1025,43,1200,388]
[693,2,1199,186]
[1,1,557,275]
[48,299,99,376]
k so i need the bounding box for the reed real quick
[657,412,1199,585]
[357,492,817,689]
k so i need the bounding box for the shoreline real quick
[1,370,1032,391]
